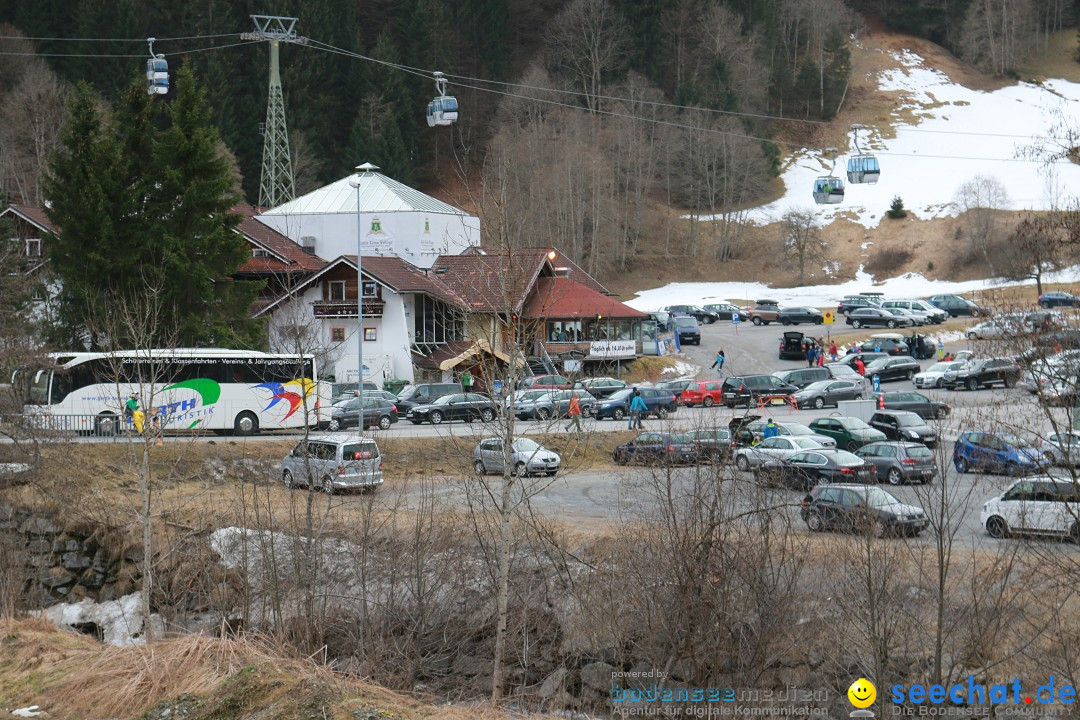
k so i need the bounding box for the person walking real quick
[806,343,817,368]
[937,339,945,361]
[829,341,838,362]
[854,356,866,376]
[762,418,779,439]
[629,388,648,430]
[565,392,583,432]
[461,369,473,392]
[711,348,726,374]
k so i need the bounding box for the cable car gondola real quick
[812,149,844,205]
[426,71,458,127]
[145,37,168,95]
[846,125,879,184]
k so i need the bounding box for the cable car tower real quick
[241,15,307,209]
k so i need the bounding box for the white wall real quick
[256,211,480,268]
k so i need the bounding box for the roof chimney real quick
[300,236,316,255]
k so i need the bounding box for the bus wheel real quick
[233,411,259,436]
[95,413,118,437]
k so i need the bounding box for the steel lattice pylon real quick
[241,16,306,209]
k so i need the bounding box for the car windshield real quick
[397,385,417,399]
[895,414,922,427]
[865,359,889,370]
[925,363,953,373]
[782,423,814,435]
[609,389,633,401]
[907,445,933,458]
[432,395,456,405]
[999,433,1033,448]
[837,418,871,430]
[512,438,541,452]
[863,486,903,507]
[801,381,832,392]
[794,437,821,448]
[676,317,697,327]
[832,450,864,465]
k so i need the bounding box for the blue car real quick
[953,431,1049,475]
[594,387,679,421]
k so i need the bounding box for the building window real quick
[330,327,345,343]
[413,294,463,346]
[252,247,271,258]
[329,281,346,301]
[25,238,41,257]
[547,321,582,343]
[362,281,378,298]
[364,327,377,341]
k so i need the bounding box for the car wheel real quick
[514,461,527,477]
[736,455,751,472]
[657,406,669,418]
[955,457,969,474]
[378,415,392,430]
[935,406,948,419]
[851,319,862,329]
[935,378,943,388]
[612,408,626,421]
[815,318,823,325]
[536,407,551,421]
[781,318,791,326]
[906,370,915,380]
[847,441,860,452]
[613,450,628,466]
[869,517,887,538]
[473,460,487,475]
[965,377,979,391]
[582,405,594,418]
[95,413,118,437]
[806,512,825,532]
[703,396,714,408]
[234,411,259,436]
[480,408,496,423]
[704,317,714,324]
[887,468,903,486]
[813,397,825,409]
[328,418,341,431]
[430,411,444,425]
[1004,375,1017,389]
[752,317,763,326]
[985,516,1008,539]
[321,476,334,495]
[283,470,295,489]
[887,320,897,329]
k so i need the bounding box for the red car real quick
[680,380,725,407]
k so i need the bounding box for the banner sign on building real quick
[589,340,637,358]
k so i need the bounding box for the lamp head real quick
[547,250,556,260]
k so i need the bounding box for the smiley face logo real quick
[848,678,876,709]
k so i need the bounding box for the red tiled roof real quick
[343,255,464,308]
[233,205,327,273]
[523,276,646,319]
[430,251,548,312]
[3,204,57,234]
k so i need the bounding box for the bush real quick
[886,195,908,219]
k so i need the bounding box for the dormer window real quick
[25,238,41,257]
[252,248,271,258]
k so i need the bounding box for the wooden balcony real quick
[312,299,385,318]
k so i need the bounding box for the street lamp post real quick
[350,163,378,433]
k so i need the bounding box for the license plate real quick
[769,397,786,405]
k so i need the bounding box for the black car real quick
[685,428,736,462]
[647,311,673,332]
[837,296,881,315]
[703,303,749,322]
[657,379,693,401]
[779,306,824,325]
[879,391,950,419]
[672,315,701,345]
[778,331,808,360]
[1039,291,1080,308]
[942,357,1022,390]
[329,396,399,431]
[406,393,496,425]
[755,449,876,491]
[574,377,627,398]
[595,387,679,421]
[663,305,719,324]
[928,294,987,317]
[721,375,799,408]
[774,366,830,389]
[613,432,698,466]
[851,339,910,357]
[868,410,937,447]
[863,356,920,383]
[856,442,938,485]
[834,352,889,372]
[791,379,865,409]
[846,307,912,329]
[800,483,929,536]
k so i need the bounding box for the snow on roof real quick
[261,167,469,217]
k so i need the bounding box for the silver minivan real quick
[280,434,383,493]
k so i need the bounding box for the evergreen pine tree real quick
[887,195,908,219]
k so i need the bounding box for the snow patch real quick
[34,593,164,646]
[660,360,700,380]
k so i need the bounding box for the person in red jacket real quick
[565,393,583,432]
[854,356,866,376]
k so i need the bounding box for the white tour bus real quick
[17,349,330,436]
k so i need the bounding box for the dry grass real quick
[0,617,558,720]
[1016,28,1080,85]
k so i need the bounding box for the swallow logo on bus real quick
[255,378,314,420]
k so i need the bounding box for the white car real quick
[881,299,949,324]
[966,320,1013,340]
[1043,431,1080,466]
[913,361,965,389]
[735,435,827,471]
[982,476,1080,541]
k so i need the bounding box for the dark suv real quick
[1039,291,1080,308]
[801,484,929,536]
[749,301,781,326]
[856,442,937,485]
[837,296,881,315]
[928,294,987,317]
[868,410,937,446]
[663,305,719,324]
[942,358,1021,390]
[721,375,798,408]
[863,356,920,383]
[672,315,701,345]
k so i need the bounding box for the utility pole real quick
[241,15,306,209]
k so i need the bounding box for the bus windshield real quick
[28,369,50,405]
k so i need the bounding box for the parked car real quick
[734,435,828,471]
[881,299,948,324]
[791,379,865,409]
[778,306,824,325]
[802,483,929,536]
[913,361,966,389]
[721,375,798,408]
[981,476,1080,541]
[833,352,889,373]
[518,374,573,391]
[888,307,929,326]
[731,419,837,449]
[613,432,697,466]
[837,296,882,316]
[574,377,627,398]
[864,356,920,383]
[332,389,399,409]
[685,427,736,462]
[851,337,911,356]
[953,431,1049,474]
[857,441,937,485]
[778,331,809,361]
[965,319,1013,340]
[329,396,399,431]
[942,357,1022,390]
[846,307,912,329]
[672,315,701,345]
[514,389,596,420]
[756,449,876,491]
[1041,431,1080,466]
[280,435,383,493]
[595,387,678,421]
[749,300,781,326]
[868,410,938,446]
[657,379,694,400]
[774,366,830,389]
[928,294,987,317]
[406,393,497,425]
[808,416,887,451]
[1038,291,1080,308]
[330,381,380,405]
[663,305,719,324]
[825,363,872,391]
[680,380,725,407]
[395,382,463,413]
[474,437,561,477]
[703,303,749,322]
[879,390,950,419]
[647,311,674,332]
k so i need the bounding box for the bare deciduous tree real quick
[779,207,826,284]
[545,0,631,113]
[952,174,1011,274]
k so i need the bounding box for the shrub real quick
[886,195,908,219]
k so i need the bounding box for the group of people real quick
[803,339,840,368]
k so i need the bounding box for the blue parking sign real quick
[732,314,741,324]
[872,374,881,392]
